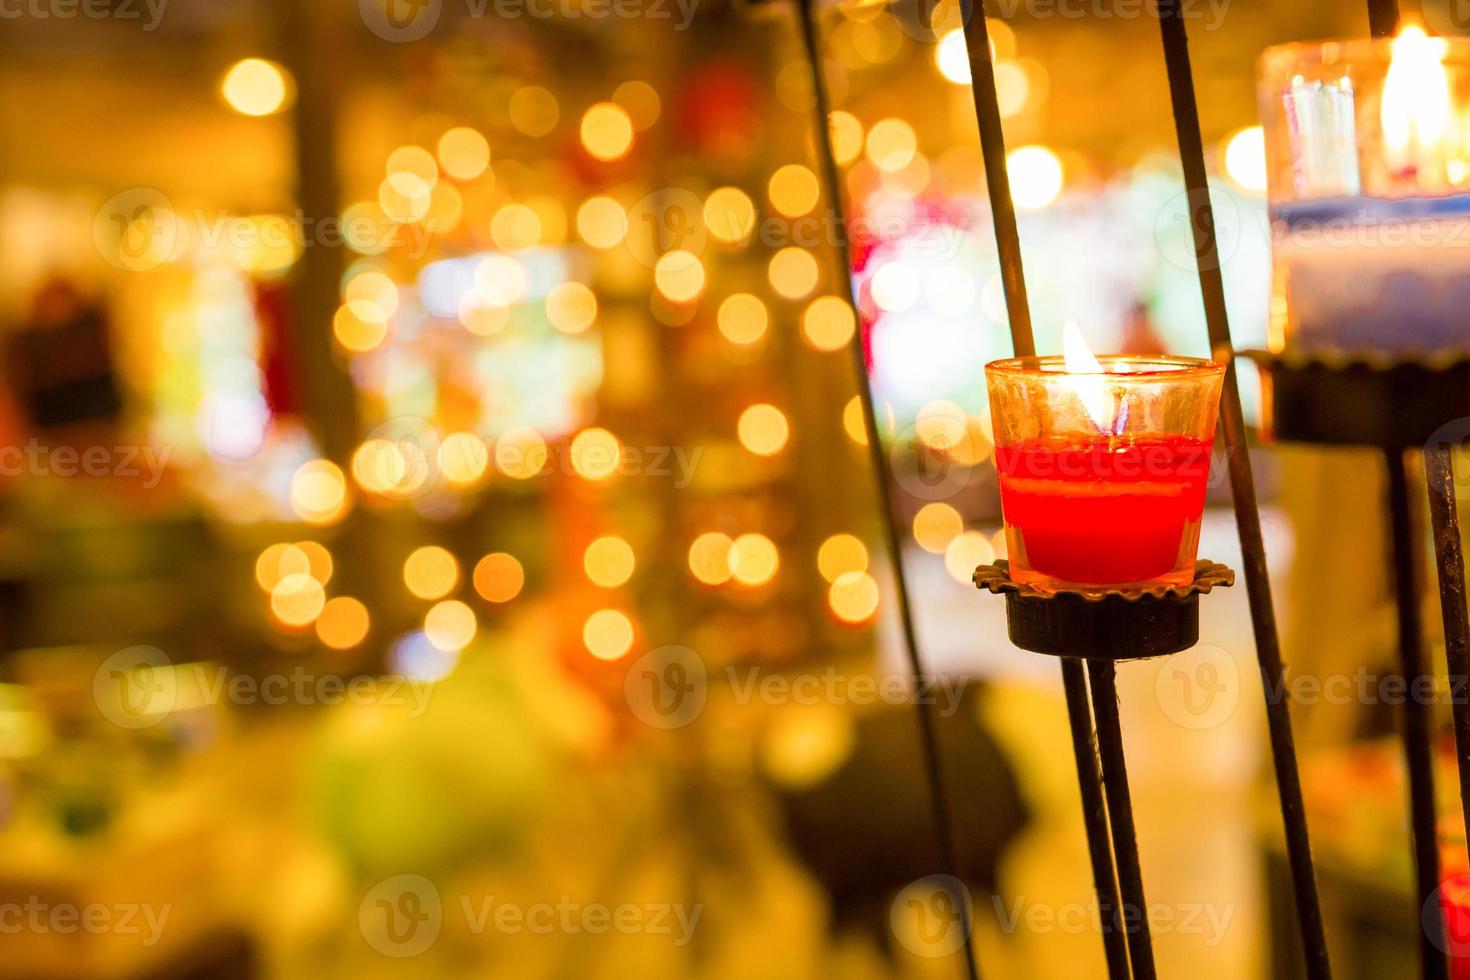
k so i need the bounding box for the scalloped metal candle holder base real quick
[973,560,1235,661]
[1244,349,1470,449]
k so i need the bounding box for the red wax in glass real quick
[995,436,1213,586]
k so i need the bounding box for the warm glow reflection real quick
[817,533,868,583]
[768,165,820,216]
[438,127,491,180]
[439,433,489,486]
[768,248,820,300]
[944,531,996,584]
[1007,145,1064,209]
[474,552,525,603]
[728,533,779,586]
[404,546,459,600]
[272,573,326,628]
[912,502,963,554]
[495,428,549,480]
[704,187,757,244]
[546,282,598,333]
[291,460,348,525]
[688,532,734,585]
[581,103,635,161]
[737,404,790,456]
[584,536,636,588]
[571,428,621,480]
[829,570,880,624]
[718,293,769,345]
[425,600,477,652]
[317,597,370,650]
[654,251,706,303]
[221,58,292,116]
[583,609,635,660]
[802,296,856,351]
[577,196,628,248]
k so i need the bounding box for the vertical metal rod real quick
[795,3,981,978]
[1061,658,1132,980]
[1153,3,1333,976]
[1425,445,1470,848]
[1367,0,1400,39]
[1087,661,1156,980]
[959,13,1034,358]
[1388,450,1451,980]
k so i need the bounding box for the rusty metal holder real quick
[1247,346,1470,979]
[973,560,1234,661]
[1245,348,1470,450]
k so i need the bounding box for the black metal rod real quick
[1388,450,1450,980]
[1425,445,1470,848]
[959,10,1034,357]
[794,3,981,978]
[1153,3,1333,976]
[1061,657,1132,980]
[1087,660,1156,980]
[1367,0,1400,38]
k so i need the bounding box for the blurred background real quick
[0,0,1459,976]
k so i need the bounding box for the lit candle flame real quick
[1061,320,1114,434]
[1381,25,1453,179]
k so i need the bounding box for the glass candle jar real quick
[1259,28,1470,355]
[985,355,1225,591]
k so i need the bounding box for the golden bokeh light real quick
[458,294,510,337]
[494,427,549,480]
[1007,145,1064,210]
[379,176,431,224]
[255,543,311,592]
[290,460,348,525]
[583,609,635,661]
[546,282,598,334]
[491,204,543,253]
[870,260,919,312]
[403,545,459,600]
[271,572,326,628]
[817,533,868,583]
[737,404,790,457]
[829,570,880,624]
[474,552,525,603]
[584,536,636,588]
[570,427,621,480]
[316,596,370,650]
[613,80,661,130]
[386,145,439,196]
[1224,125,1267,193]
[580,102,635,162]
[944,531,996,585]
[717,293,769,346]
[475,255,529,306]
[333,302,390,353]
[729,533,779,586]
[829,111,864,165]
[576,196,628,249]
[352,438,426,497]
[425,599,477,652]
[915,400,968,451]
[801,296,856,352]
[654,250,706,303]
[688,532,734,585]
[768,247,820,300]
[866,118,918,172]
[509,85,560,137]
[768,164,820,217]
[704,187,757,245]
[439,432,489,486]
[221,58,292,116]
[295,540,334,585]
[912,502,964,554]
[438,127,491,181]
[345,272,399,318]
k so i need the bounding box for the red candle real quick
[995,436,1214,586]
[986,327,1224,591]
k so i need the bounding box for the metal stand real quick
[1250,350,1470,980]
[976,561,1234,980]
